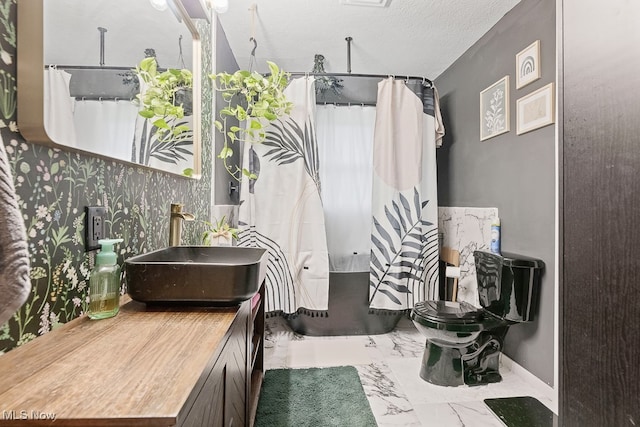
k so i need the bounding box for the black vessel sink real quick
[125,246,268,305]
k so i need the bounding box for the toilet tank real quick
[474,251,545,323]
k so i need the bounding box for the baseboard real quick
[501,353,558,415]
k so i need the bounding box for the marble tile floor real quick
[263,316,557,427]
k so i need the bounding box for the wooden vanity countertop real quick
[0,297,240,426]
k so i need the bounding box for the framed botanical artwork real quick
[516,40,541,89]
[516,83,555,135]
[480,76,510,141]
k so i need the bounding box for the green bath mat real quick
[255,366,377,427]
[485,396,556,427]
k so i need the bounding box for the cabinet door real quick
[181,358,226,427]
[224,306,248,427]
[181,306,249,427]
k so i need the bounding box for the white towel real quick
[0,133,30,325]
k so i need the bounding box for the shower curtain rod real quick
[45,65,135,71]
[74,96,136,102]
[285,72,433,87]
[318,101,377,107]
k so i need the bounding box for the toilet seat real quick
[411,300,508,333]
[413,300,482,324]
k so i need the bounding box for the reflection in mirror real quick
[17,0,202,178]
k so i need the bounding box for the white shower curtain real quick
[237,76,443,315]
[368,78,442,311]
[44,68,77,147]
[73,99,138,162]
[238,77,329,315]
[316,105,376,272]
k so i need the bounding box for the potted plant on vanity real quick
[210,61,293,180]
[202,216,239,246]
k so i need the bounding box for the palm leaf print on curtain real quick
[369,78,443,311]
[370,188,439,307]
[262,116,321,194]
[238,76,329,316]
[132,117,194,169]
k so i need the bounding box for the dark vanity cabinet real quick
[181,300,249,427]
[248,282,266,426]
[183,282,265,427]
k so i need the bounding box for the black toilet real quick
[410,250,544,387]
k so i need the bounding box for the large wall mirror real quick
[17,0,202,178]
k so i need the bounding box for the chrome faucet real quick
[169,203,195,246]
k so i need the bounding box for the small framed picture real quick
[480,76,510,141]
[516,40,541,89]
[516,83,555,135]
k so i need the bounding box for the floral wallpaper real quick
[0,1,214,353]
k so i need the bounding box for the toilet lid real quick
[413,300,483,324]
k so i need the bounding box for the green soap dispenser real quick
[88,238,124,320]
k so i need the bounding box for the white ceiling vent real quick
[340,0,392,7]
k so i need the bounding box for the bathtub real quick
[286,271,404,336]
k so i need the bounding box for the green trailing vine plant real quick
[133,57,194,176]
[135,56,193,142]
[210,61,293,181]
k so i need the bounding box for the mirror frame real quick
[16,0,202,179]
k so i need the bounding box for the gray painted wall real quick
[213,18,240,205]
[435,0,556,385]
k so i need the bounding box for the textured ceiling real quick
[216,0,521,79]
